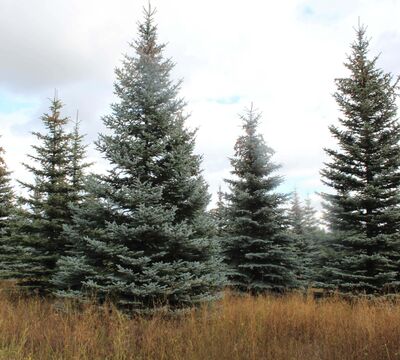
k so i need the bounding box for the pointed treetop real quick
[352,22,369,57]
[344,22,379,77]
[134,2,161,56]
[73,110,81,134]
[241,103,260,136]
[53,88,59,102]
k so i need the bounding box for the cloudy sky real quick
[1,0,400,211]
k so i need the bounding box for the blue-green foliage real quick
[287,191,324,287]
[0,140,20,280]
[321,26,400,294]
[223,106,298,293]
[9,98,73,293]
[53,6,224,311]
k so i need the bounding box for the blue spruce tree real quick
[223,106,298,293]
[4,97,90,293]
[12,98,73,293]
[53,6,223,311]
[321,26,400,294]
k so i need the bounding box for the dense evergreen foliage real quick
[53,6,223,311]
[11,98,71,292]
[7,98,89,293]
[321,26,400,294]
[0,141,13,238]
[223,106,297,293]
[0,140,20,279]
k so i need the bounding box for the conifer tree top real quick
[229,105,281,183]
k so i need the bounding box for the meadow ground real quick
[0,285,399,360]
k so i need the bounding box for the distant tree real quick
[67,115,92,206]
[321,25,400,294]
[0,139,19,279]
[287,190,304,235]
[223,106,298,293]
[303,196,319,232]
[53,5,223,311]
[287,191,322,287]
[210,186,227,237]
[0,140,14,238]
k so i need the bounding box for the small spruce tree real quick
[287,191,321,287]
[223,106,297,293]
[0,139,18,279]
[287,190,304,235]
[303,196,319,232]
[15,97,73,293]
[0,140,13,237]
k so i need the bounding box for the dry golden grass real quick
[0,285,400,360]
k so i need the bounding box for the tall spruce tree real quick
[53,6,223,311]
[223,106,297,293]
[321,25,400,294]
[15,97,73,293]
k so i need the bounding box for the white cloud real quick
[1,0,400,213]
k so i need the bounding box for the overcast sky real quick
[1,0,400,211]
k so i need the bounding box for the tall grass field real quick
[0,285,399,359]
